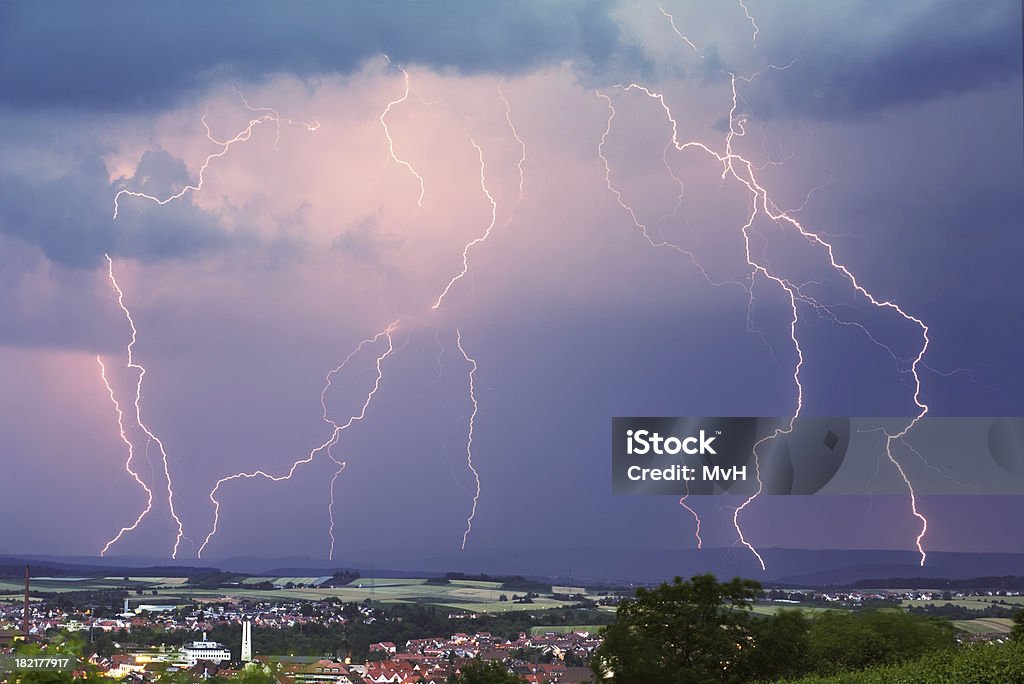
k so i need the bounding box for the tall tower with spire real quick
[241,620,252,662]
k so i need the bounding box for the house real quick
[292,658,355,683]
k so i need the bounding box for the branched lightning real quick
[456,329,481,550]
[103,254,188,558]
[432,138,499,310]
[97,356,155,556]
[198,321,398,559]
[112,93,317,219]
[108,70,529,559]
[381,56,427,207]
[323,325,400,560]
[593,7,934,567]
[597,91,747,291]
[233,84,320,151]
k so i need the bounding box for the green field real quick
[951,618,1015,635]
[901,597,1024,610]
[750,604,839,616]
[238,576,328,587]
[10,575,586,613]
[3,576,198,595]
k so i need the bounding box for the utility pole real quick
[23,564,31,638]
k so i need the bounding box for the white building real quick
[241,620,253,662]
[181,632,232,666]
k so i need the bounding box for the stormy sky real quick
[1,0,1022,566]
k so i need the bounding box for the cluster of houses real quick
[253,630,601,684]
[2,593,604,683]
[0,596,338,638]
[1,629,602,682]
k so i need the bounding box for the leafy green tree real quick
[232,666,278,683]
[806,609,955,674]
[592,573,761,684]
[736,609,811,681]
[9,639,105,683]
[447,659,524,683]
[1012,609,1024,642]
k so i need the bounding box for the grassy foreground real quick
[775,639,1024,684]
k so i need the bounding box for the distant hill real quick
[847,575,1024,591]
[0,556,219,579]
[3,548,1022,587]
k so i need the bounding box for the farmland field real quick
[750,604,839,616]
[952,618,1015,634]
[12,575,591,613]
[901,597,1024,610]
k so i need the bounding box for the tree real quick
[592,573,761,684]
[735,609,810,681]
[806,609,955,674]
[1012,609,1024,642]
[233,666,278,683]
[447,660,523,683]
[10,639,106,683]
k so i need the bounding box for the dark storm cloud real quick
[0,150,230,267]
[0,0,628,110]
[748,0,1022,119]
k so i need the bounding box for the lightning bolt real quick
[498,78,527,199]
[103,254,188,558]
[737,0,760,46]
[97,357,155,556]
[657,4,702,57]
[594,8,933,568]
[420,83,528,547]
[327,460,347,560]
[456,329,481,550]
[432,138,499,310]
[598,90,747,289]
[323,324,400,560]
[403,74,524,312]
[380,56,426,207]
[111,71,528,558]
[679,489,703,549]
[112,92,317,219]
[198,321,397,559]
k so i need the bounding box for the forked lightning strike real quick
[381,56,427,207]
[198,322,397,559]
[97,357,155,556]
[322,325,400,560]
[112,94,317,219]
[595,4,932,568]
[102,254,187,558]
[456,330,481,550]
[433,139,499,310]
[108,73,530,558]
